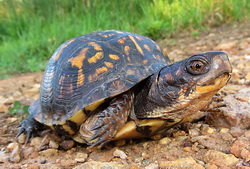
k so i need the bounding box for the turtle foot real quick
[17,116,43,144]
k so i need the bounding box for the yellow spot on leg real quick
[128,35,144,56]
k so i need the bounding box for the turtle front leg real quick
[79,92,134,148]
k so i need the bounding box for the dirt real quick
[0,21,250,169]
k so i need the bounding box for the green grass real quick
[0,0,249,77]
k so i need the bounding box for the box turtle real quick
[18,30,232,147]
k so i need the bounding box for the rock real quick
[230,127,244,137]
[9,143,21,163]
[204,150,239,167]
[73,161,127,169]
[205,90,250,129]
[22,147,35,159]
[115,140,126,147]
[75,152,88,163]
[159,156,204,169]
[30,137,43,150]
[215,41,238,51]
[27,164,40,169]
[230,137,250,161]
[0,151,8,163]
[159,137,171,145]
[59,140,75,150]
[145,162,159,169]
[17,133,26,144]
[0,136,9,145]
[7,142,19,151]
[113,149,127,159]
[60,159,77,167]
[49,140,59,149]
[39,149,58,157]
[89,149,114,162]
[188,128,200,137]
[201,126,215,135]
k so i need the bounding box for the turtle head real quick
[144,51,232,119]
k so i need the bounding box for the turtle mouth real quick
[196,72,231,93]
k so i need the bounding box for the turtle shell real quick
[29,30,170,135]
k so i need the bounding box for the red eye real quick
[190,61,205,71]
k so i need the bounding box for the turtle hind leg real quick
[79,92,134,148]
[17,116,44,144]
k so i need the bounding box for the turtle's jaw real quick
[196,72,231,94]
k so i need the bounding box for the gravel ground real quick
[0,21,250,169]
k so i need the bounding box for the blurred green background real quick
[0,0,249,78]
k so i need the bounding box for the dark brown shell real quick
[29,30,170,125]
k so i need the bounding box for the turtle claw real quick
[16,116,43,144]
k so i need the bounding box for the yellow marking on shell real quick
[88,52,104,63]
[124,46,130,55]
[69,47,88,69]
[102,35,108,38]
[144,44,151,51]
[127,57,131,62]
[135,36,143,41]
[109,54,120,60]
[104,62,114,68]
[77,69,85,86]
[52,39,76,61]
[156,54,161,59]
[88,42,102,51]
[128,35,144,56]
[156,44,161,51]
[143,60,148,64]
[118,38,126,44]
[88,67,108,82]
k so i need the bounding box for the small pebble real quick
[75,152,88,163]
[142,152,150,159]
[115,140,126,147]
[188,128,200,137]
[40,149,58,157]
[9,143,21,163]
[202,127,215,135]
[40,159,47,164]
[230,127,244,137]
[7,142,19,151]
[159,137,171,145]
[60,159,77,167]
[145,162,159,169]
[219,128,230,133]
[30,137,43,149]
[60,140,75,150]
[22,147,35,159]
[113,149,127,159]
[17,133,26,144]
[27,164,40,169]
[49,140,59,149]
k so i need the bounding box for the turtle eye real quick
[187,59,209,75]
[191,61,205,71]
